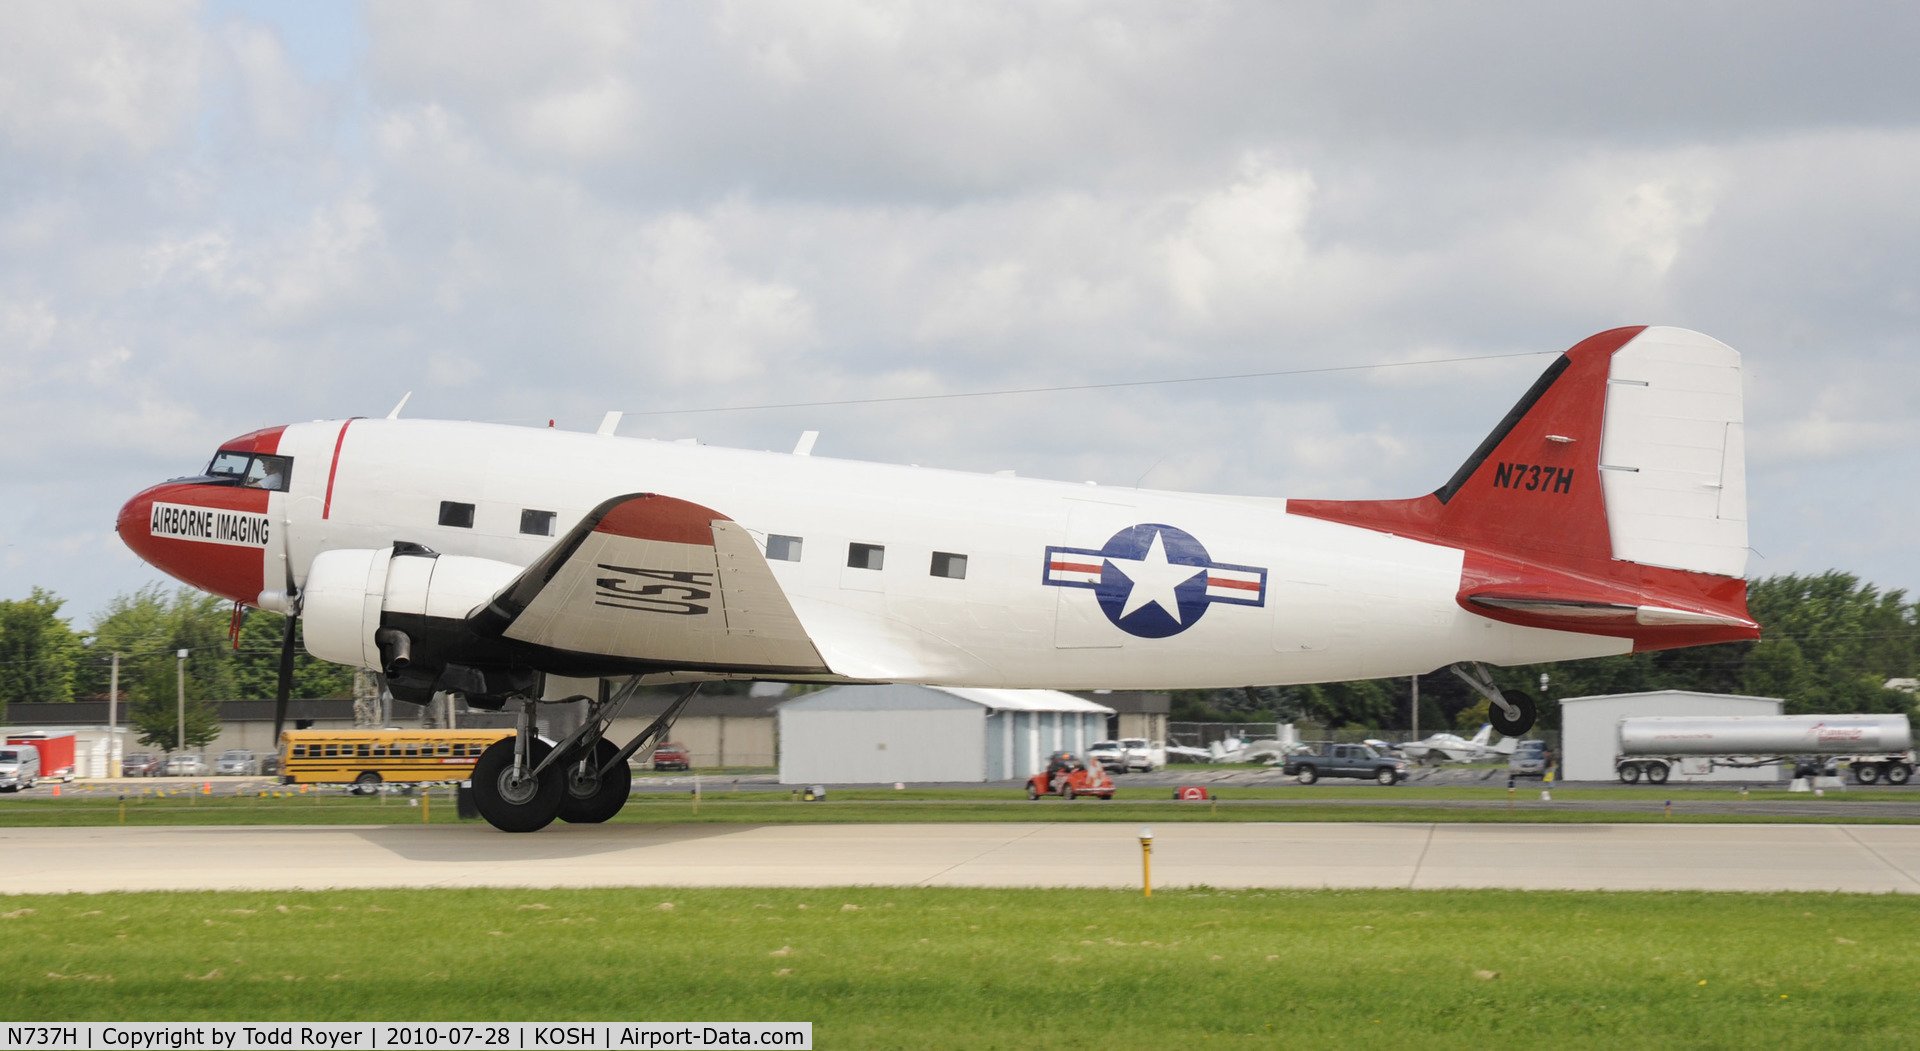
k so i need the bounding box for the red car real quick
[1026,751,1115,800]
[651,742,691,771]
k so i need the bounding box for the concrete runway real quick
[5,822,1920,895]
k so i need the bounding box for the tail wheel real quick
[1887,764,1913,785]
[1855,763,1881,785]
[1645,762,1669,785]
[1488,690,1537,737]
[1619,764,1641,784]
[557,739,631,824]
[471,737,563,833]
[1297,766,1318,785]
[352,771,382,796]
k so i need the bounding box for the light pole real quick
[109,651,120,776]
[176,649,188,762]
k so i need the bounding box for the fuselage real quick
[119,418,1630,690]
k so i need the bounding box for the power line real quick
[616,350,1560,418]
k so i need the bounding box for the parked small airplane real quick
[117,325,1757,831]
[1398,724,1519,764]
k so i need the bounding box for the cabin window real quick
[930,552,968,579]
[404,743,419,757]
[373,745,387,757]
[520,509,556,536]
[847,543,885,570]
[356,743,371,758]
[206,451,292,492]
[324,744,339,758]
[439,501,475,528]
[766,534,803,562]
[291,745,306,758]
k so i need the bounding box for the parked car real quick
[651,742,691,771]
[1087,740,1126,770]
[215,749,260,776]
[0,746,40,792]
[1282,743,1408,785]
[122,752,164,777]
[165,754,208,777]
[1117,738,1166,773]
[1508,740,1548,778]
[259,754,281,777]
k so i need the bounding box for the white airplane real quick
[118,326,1758,831]
[1397,724,1519,764]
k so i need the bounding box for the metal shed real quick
[777,684,1114,785]
[1558,690,1783,782]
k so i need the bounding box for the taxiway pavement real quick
[5,821,1920,895]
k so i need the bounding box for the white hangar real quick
[777,684,1115,785]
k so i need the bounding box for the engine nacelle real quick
[302,546,522,671]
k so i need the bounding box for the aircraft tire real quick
[471,737,563,833]
[1645,762,1669,785]
[1297,766,1318,785]
[1488,690,1536,737]
[1619,763,1641,784]
[1888,764,1913,785]
[557,739,631,824]
[1855,763,1881,785]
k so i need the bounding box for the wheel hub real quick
[496,767,542,806]
[567,763,601,799]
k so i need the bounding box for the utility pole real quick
[176,649,188,758]
[109,652,120,775]
[1411,675,1420,740]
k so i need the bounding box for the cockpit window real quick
[205,451,292,492]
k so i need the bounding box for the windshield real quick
[0,750,17,762]
[206,451,292,492]
[221,751,249,759]
[1120,739,1147,748]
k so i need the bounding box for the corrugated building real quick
[777,684,1114,784]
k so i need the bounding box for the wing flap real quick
[473,493,829,673]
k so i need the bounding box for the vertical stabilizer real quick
[1287,326,1759,652]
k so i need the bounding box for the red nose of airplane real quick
[118,481,276,606]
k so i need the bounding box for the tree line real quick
[0,584,354,750]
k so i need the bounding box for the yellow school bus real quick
[279,728,514,788]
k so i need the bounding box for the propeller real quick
[273,609,296,744]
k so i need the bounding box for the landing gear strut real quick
[469,679,702,833]
[1450,663,1536,737]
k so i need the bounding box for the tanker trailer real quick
[1616,715,1914,785]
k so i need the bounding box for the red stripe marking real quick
[1050,561,1103,575]
[322,419,355,520]
[1207,576,1261,592]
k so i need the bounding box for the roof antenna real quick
[386,392,413,419]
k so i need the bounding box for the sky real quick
[3,1,1919,626]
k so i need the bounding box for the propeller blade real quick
[273,612,296,744]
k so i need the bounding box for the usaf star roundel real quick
[1043,524,1267,638]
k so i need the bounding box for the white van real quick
[0,746,40,792]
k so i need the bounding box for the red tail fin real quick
[1289,326,1758,651]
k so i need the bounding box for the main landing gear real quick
[1450,662,1537,737]
[469,680,699,833]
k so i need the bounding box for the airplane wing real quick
[468,493,831,675]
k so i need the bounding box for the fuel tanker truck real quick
[1616,715,1914,785]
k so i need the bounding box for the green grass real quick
[0,783,1913,826]
[0,886,1911,1049]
